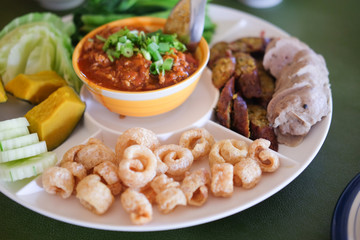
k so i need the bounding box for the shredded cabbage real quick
[0,13,82,92]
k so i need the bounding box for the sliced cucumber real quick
[0,126,29,141]
[0,117,29,132]
[0,133,39,151]
[0,141,47,163]
[0,151,57,182]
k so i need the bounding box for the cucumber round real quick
[0,151,57,182]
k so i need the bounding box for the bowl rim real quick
[72,16,210,95]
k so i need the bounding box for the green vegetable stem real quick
[72,0,216,44]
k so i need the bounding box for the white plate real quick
[0,4,332,231]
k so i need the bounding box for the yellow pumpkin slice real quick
[5,71,67,104]
[0,78,7,103]
[25,86,86,150]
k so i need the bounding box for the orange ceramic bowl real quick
[72,17,209,117]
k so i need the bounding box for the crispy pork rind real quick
[220,139,248,165]
[154,144,193,180]
[76,174,114,215]
[140,183,157,204]
[61,138,116,171]
[209,139,248,167]
[210,163,234,198]
[120,188,153,225]
[93,161,122,196]
[41,125,283,225]
[179,128,215,161]
[181,168,210,206]
[150,174,180,194]
[155,157,169,176]
[61,145,84,164]
[115,127,160,163]
[233,157,262,189]
[257,149,280,173]
[60,161,87,187]
[42,166,74,199]
[118,145,157,189]
[150,174,186,214]
[248,139,280,172]
[156,187,187,214]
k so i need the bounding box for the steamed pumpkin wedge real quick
[25,86,85,150]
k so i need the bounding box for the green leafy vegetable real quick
[0,12,82,92]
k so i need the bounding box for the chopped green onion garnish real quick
[152,51,162,61]
[112,50,121,58]
[147,42,159,52]
[173,41,187,52]
[159,42,170,53]
[160,34,176,42]
[99,27,188,74]
[150,60,163,75]
[163,58,174,71]
[96,34,107,42]
[141,48,151,61]
[121,42,134,58]
[116,42,122,51]
[107,52,114,62]
[118,36,127,43]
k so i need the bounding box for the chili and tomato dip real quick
[78,26,199,91]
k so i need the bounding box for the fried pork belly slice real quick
[216,77,235,128]
[232,94,250,138]
[263,37,310,79]
[234,52,262,98]
[248,104,278,151]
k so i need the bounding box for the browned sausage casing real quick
[232,94,250,138]
[248,104,278,151]
[234,52,262,99]
[216,77,235,128]
[211,57,236,89]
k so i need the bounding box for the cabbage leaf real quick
[0,13,82,92]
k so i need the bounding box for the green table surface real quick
[1,0,359,239]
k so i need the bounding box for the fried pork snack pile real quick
[41,127,280,225]
[209,37,279,151]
